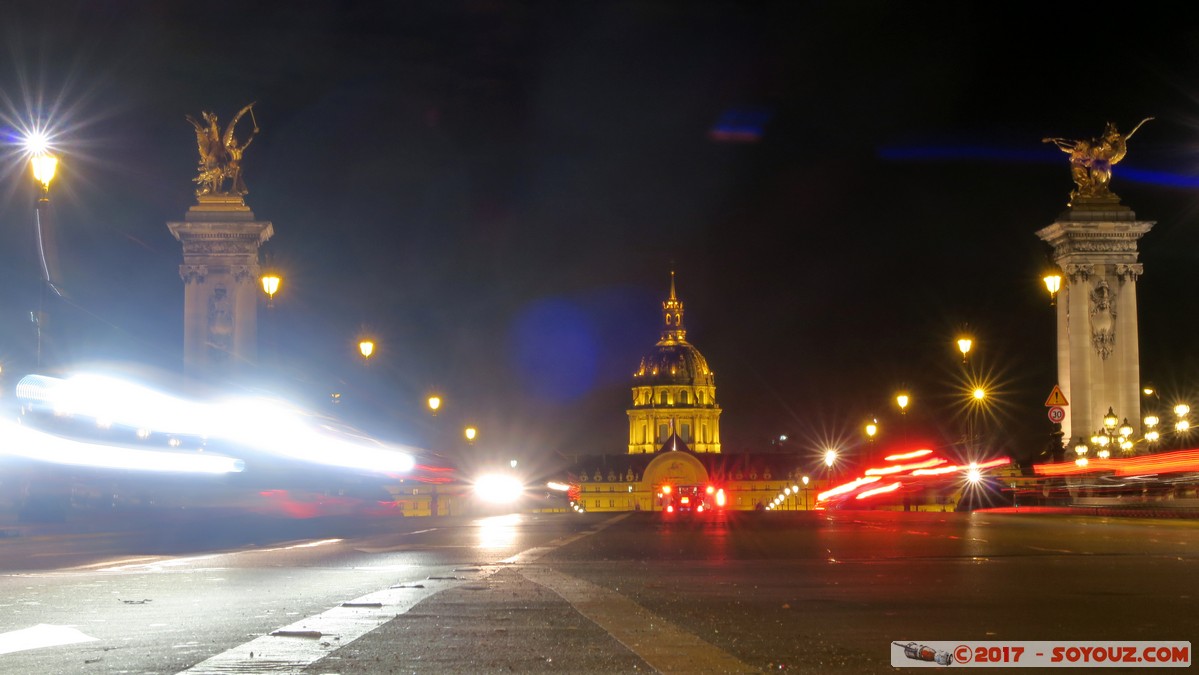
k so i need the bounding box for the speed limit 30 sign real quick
[1047,406,1065,424]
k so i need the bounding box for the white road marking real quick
[519,566,758,674]
[177,515,629,674]
[0,624,97,655]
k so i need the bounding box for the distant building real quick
[627,271,721,454]
[566,273,835,512]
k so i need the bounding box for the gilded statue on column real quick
[186,103,259,198]
[1042,117,1152,203]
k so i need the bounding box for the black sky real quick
[3,2,1199,467]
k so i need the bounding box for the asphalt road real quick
[1,509,1196,674]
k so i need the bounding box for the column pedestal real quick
[167,196,274,382]
[1036,196,1152,444]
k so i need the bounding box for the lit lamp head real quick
[25,131,58,198]
[1043,269,1062,305]
[427,395,441,415]
[865,420,878,439]
[1074,438,1088,456]
[896,393,910,414]
[464,426,477,443]
[956,337,972,363]
[358,339,375,358]
[260,273,281,307]
[1118,418,1133,438]
[823,448,838,467]
[1103,407,1118,431]
[31,153,58,197]
[1144,414,1160,445]
[972,387,986,401]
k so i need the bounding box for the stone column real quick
[168,195,274,381]
[1036,196,1152,443]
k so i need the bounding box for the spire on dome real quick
[661,269,686,343]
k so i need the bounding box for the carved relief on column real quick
[207,285,234,359]
[231,265,258,284]
[1114,263,1143,282]
[1089,279,1117,360]
[1064,263,1093,282]
[180,238,263,256]
[180,264,208,284]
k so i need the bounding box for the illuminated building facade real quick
[627,272,721,454]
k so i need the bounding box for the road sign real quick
[1047,406,1066,424]
[1045,385,1068,407]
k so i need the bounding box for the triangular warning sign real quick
[1045,385,1068,407]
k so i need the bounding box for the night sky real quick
[3,2,1199,469]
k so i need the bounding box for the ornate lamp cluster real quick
[1072,399,1191,466]
[1088,407,1134,459]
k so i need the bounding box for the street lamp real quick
[464,426,477,444]
[957,337,972,364]
[28,141,60,369]
[1073,437,1089,466]
[31,151,58,199]
[1144,414,1160,445]
[260,272,281,308]
[358,339,375,359]
[1174,404,1191,434]
[1090,406,1136,457]
[1043,270,1063,306]
[863,418,878,466]
[427,395,442,416]
[896,393,910,415]
[801,475,811,510]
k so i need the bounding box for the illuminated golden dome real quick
[633,271,714,387]
[635,342,713,386]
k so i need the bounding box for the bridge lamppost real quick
[29,140,59,369]
[1089,407,1134,458]
[260,271,281,308]
[358,339,376,359]
[957,336,972,365]
[1043,269,1063,306]
[864,418,878,466]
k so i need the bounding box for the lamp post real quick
[822,449,839,502]
[29,142,59,369]
[864,418,878,466]
[957,337,973,365]
[1089,406,1135,458]
[1043,269,1063,306]
[1073,437,1089,467]
[801,475,811,511]
[260,272,281,308]
[1173,403,1191,436]
[358,339,375,359]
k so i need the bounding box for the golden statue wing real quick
[222,102,257,148]
[186,114,217,163]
